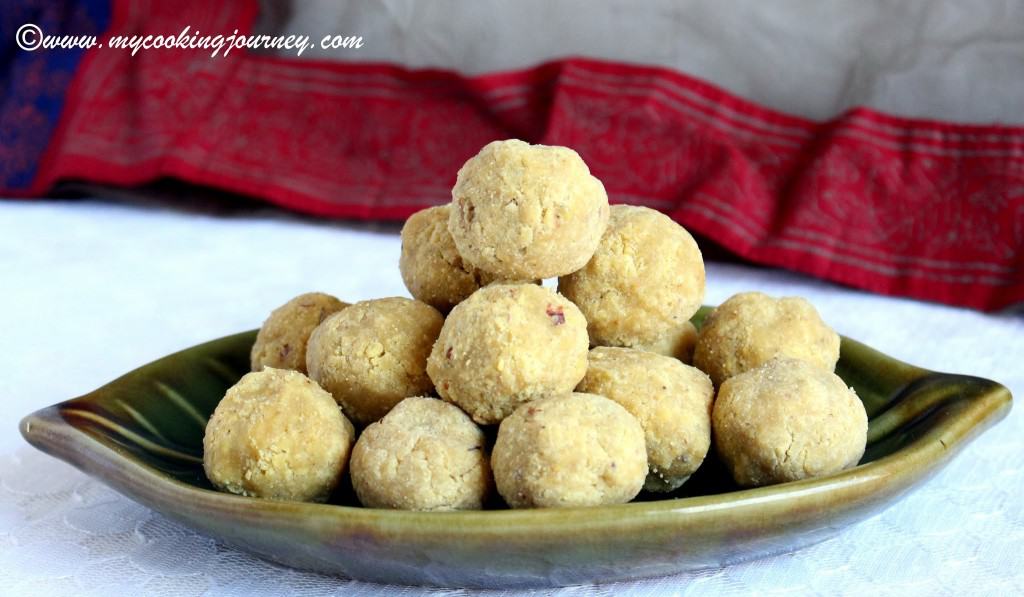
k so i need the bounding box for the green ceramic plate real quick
[20,308,1012,588]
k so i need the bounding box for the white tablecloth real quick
[1,199,1021,596]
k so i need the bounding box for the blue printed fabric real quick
[1,0,110,191]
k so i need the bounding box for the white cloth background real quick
[0,198,1021,595]
[256,0,1024,123]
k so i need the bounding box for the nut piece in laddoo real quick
[578,347,714,492]
[306,297,444,426]
[350,397,491,511]
[492,392,648,508]
[399,205,499,312]
[626,320,699,364]
[559,205,705,350]
[250,292,348,373]
[693,291,840,387]
[427,283,589,425]
[448,139,610,279]
[712,358,867,487]
[203,368,355,502]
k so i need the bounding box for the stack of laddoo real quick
[202,139,868,510]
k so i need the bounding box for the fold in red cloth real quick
[14,0,1024,310]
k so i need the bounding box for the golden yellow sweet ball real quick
[624,320,699,364]
[426,283,589,425]
[250,292,348,373]
[491,392,648,508]
[448,139,610,279]
[693,291,841,387]
[306,297,444,426]
[712,358,867,487]
[203,368,355,502]
[558,205,705,349]
[577,347,714,492]
[349,397,491,511]
[399,205,501,313]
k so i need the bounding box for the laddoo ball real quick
[349,397,491,511]
[306,297,444,426]
[577,347,714,492]
[448,139,610,279]
[694,291,840,387]
[558,205,705,349]
[203,368,355,502]
[492,392,647,508]
[427,283,589,425]
[399,205,498,312]
[625,320,699,364]
[712,358,868,487]
[250,292,348,373]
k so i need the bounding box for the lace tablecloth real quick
[1,200,1021,596]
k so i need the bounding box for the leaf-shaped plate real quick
[19,308,1012,588]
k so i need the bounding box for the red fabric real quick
[15,0,1024,310]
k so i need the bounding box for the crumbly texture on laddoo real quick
[203,368,355,502]
[623,320,699,364]
[306,297,444,426]
[577,347,714,492]
[491,392,647,508]
[349,397,491,511]
[558,205,705,349]
[399,205,500,312]
[712,358,867,487]
[448,139,610,279]
[427,283,589,425]
[693,291,841,387]
[250,292,348,373]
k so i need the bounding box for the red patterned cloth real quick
[7,0,1024,310]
